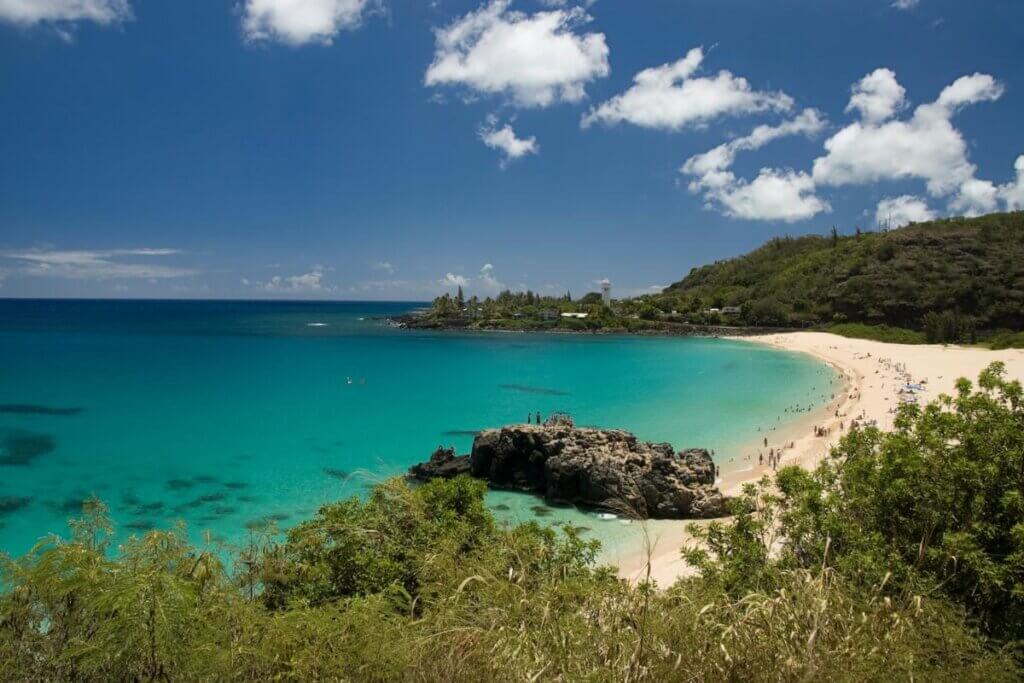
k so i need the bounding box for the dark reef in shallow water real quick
[0,496,32,514]
[442,430,480,437]
[223,481,249,490]
[0,430,56,466]
[498,383,570,396]
[47,496,86,515]
[193,475,218,484]
[0,404,83,416]
[322,467,349,480]
[166,478,195,491]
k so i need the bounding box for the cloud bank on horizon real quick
[2,0,1023,298]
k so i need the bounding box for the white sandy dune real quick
[614,332,1024,586]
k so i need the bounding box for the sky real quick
[1,0,1023,301]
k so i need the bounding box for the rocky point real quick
[409,424,726,519]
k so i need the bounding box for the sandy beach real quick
[614,332,1024,586]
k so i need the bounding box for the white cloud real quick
[263,267,331,292]
[875,195,935,229]
[892,0,919,9]
[846,68,906,124]
[424,0,609,108]
[440,272,469,288]
[3,248,193,280]
[681,108,825,177]
[813,71,1004,198]
[696,169,830,223]
[437,263,505,294]
[478,116,538,167]
[1000,155,1024,210]
[478,262,504,292]
[949,178,999,217]
[581,46,793,131]
[371,260,395,274]
[681,109,829,222]
[0,0,131,26]
[242,0,374,46]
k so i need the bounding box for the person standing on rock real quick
[536,411,542,425]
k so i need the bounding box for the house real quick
[540,309,559,321]
[561,312,589,319]
[722,306,742,315]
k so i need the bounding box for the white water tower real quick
[600,278,611,306]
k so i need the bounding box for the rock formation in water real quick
[409,424,726,519]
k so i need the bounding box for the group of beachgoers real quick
[757,435,799,471]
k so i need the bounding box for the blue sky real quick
[1,0,1022,300]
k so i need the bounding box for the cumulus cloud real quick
[261,266,331,292]
[242,0,375,45]
[478,116,538,167]
[477,262,504,292]
[0,0,131,25]
[437,263,505,294]
[695,169,830,223]
[812,71,1004,200]
[681,109,829,222]
[1000,155,1024,210]
[371,260,395,274]
[581,46,793,131]
[949,178,999,217]
[440,272,469,288]
[682,108,825,177]
[845,68,906,124]
[2,248,193,280]
[892,0,919,9]
[424,0,609,108]
[875,195,935,229]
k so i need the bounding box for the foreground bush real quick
[1,365,1022,680]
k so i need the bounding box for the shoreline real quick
[613,331,1024,586]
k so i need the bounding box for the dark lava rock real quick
[410,425,726,520]
[408,446,471,480]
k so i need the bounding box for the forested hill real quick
[660,211,1024,335]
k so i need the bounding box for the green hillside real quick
[658,212,1024,342]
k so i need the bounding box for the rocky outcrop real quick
[409,425,726,519]
[409,446,471,480]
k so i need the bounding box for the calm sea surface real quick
[0,299,836,559]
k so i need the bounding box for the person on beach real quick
[536,411,542,425]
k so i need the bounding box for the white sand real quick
[615,332,1024,586]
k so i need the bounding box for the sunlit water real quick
[0,299,836,561]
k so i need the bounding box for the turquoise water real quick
[0,299,836,559]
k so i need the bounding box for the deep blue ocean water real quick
[0,299,836,559]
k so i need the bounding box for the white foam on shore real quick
[306,322,327,327]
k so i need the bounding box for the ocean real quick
[0,299,836,560]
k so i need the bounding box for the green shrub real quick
[988,331,1024,349]
[828,322,926,344]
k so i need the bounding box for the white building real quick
[600,278,611,306]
